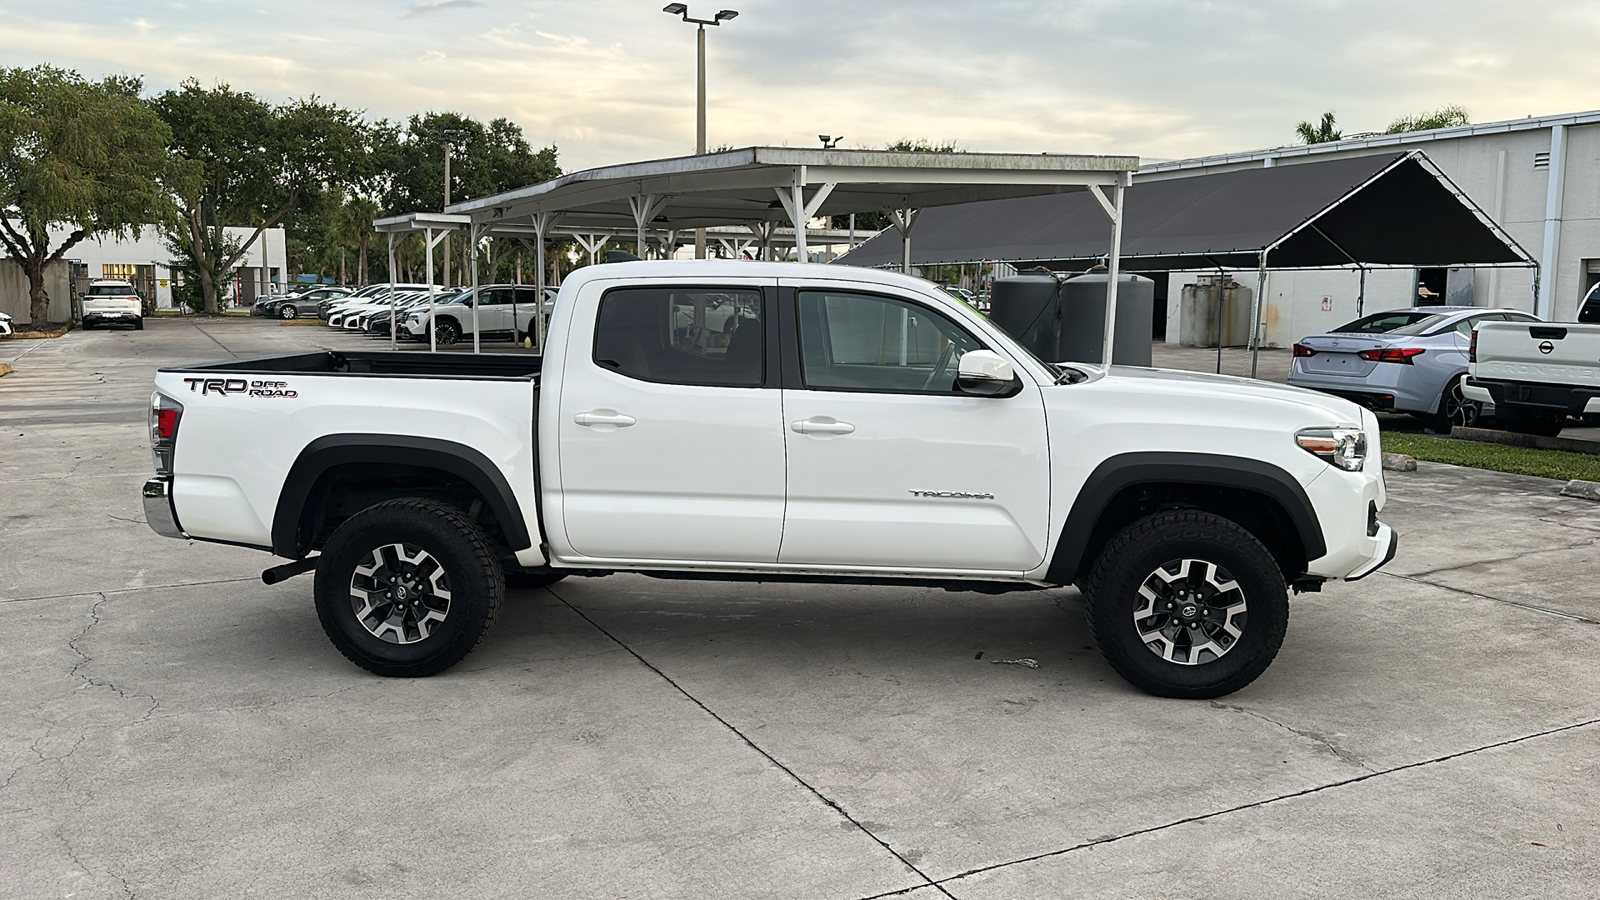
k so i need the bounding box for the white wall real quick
[5,223,288,309]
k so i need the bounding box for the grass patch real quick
[1383,431,1600,482]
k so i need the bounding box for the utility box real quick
[990,270,1153,366]
[1178,277,1254,347]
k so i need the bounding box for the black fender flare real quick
[271,434,531,558]
[1044,452,1327,584]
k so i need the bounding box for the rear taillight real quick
[1469,330,1478,363]
[1357,347,1425,364]
[1292,343,1316,357]
[149,392,183,475]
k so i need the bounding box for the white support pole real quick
[1250,256,1268,378]
[470,223,481,355]
[387,231,398,350]
[1098,184,1125,367]
[1537,123,1567,319]
[629,194,669,260]
[425,227,437,352]
[890,208,921,275]
[775,180,836,265]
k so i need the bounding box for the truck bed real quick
[161,350,542,381]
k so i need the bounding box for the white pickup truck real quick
[1465,317,1600,436]
[142,261,1396,698]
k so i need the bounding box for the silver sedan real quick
[1288,306,1540,429]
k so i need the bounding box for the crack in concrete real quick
[1209,701,1374,772]
[1400,532,1600,579]
[66,592,161,726]
[1378,571,1600,626]
[3,575,260,605]
[928,717,1600,891]
[549,586,958,900]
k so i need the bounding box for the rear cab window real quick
[593,286,765,387]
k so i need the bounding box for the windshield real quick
[1332,311,1444,334]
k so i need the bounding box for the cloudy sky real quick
[4,1,1598,172]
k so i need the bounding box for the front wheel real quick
[313,499,504,677]
[434,319,460,345]
[1083,511,1288,699]
[279,304,298,319]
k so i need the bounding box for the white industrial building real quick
[0,225,286,322]
[1141,109,1600,345]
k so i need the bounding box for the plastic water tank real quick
[988,270,1153,366]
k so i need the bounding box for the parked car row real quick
[317,284,559,345]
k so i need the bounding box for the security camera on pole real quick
[662,4,738,259]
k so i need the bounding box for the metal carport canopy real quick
[443,146,1139,234]
[444,145,1140,361]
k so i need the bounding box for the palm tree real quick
[331,197,381,287]
[1295,111,1341,144]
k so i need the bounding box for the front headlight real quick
[1296,427,1368,472]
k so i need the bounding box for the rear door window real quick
[594,287,765,387]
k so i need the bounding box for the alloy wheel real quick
[1444,378,1480,428]
[1133,558,1248,665]
[348,542,452,644]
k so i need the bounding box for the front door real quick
[778,285,1051,573]
[555,281,783,563]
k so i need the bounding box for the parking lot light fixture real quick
[661,4,739,258]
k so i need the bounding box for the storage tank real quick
[988,269,1153,366]
[1058,271,1154,367]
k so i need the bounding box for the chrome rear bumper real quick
[142,476,186,539]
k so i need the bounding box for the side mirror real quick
[956,349,1019,397]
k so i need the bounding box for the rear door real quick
[776,282,1051,573]
[554,279,785,563]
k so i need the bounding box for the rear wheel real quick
[1497,406,1565,437]
[133,318,144,331]
[1083,511,1289,699]
[1434,375,1479,431]
[314,499,503,677]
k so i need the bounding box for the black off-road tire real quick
[314,498,504,677]
[1083,510,1289,699]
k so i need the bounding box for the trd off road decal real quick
[183,378,299,398]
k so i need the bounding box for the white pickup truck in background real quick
[142,261,1396,699]
[1466,313,1600,436]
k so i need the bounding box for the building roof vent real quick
[1534,151,1551,170]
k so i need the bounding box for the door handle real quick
[790,418,855,435]
[574,410,636,427]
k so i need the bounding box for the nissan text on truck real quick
[143,261,1397,698]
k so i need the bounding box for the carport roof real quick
[442,146,1140,230]
[833,151,1535,271]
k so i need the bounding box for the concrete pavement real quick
[2,319,1597,898]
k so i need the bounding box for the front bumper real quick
[142,477,186,539]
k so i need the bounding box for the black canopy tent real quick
[835,151,1536,375]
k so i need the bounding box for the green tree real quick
[330,194,381,286]
[1294,111,1342,144]
[154,80,371,313]
[1386,105,1469,134]
[0,65,173,329]
[373,111,559,214]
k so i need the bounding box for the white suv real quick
[81,280,144,330]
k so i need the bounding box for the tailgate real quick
[1472,321,1600,389]
[1296,335,1388,377]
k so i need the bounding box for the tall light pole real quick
[663,4,738,259]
